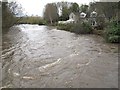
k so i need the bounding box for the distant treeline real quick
[17,16,46,25]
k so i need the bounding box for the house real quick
[69,12,76,20]
[58,12,80,24]
[58,11,100,26]
[69,12,88,23]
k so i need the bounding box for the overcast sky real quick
[6,0,100,16]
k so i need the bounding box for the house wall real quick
[69,13,76,21]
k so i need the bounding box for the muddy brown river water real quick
[1,24,119,88]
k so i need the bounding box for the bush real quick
[57,22,93,34]
[57,23,73,31]
[108,35,120,43]
[70,22,93,34]
[104,21,120,43]
[96,17,106,30]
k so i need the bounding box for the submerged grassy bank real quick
[57,22,92,34]
[56,21,120,43]
[17,16,46,25]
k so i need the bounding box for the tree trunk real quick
[50,16,53,24]
[48,13,53,24]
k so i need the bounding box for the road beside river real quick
[1,24,118,88]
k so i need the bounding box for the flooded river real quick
[1,24,118,88]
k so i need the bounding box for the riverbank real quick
[56,21,120,43]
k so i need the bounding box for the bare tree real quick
[8,1,23,16]
[43,3,59,24]
[2,0,23,33]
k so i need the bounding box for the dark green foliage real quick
[57,23,73,31]
[59,3,79,21]
[104,21,120,43]
[96,17,106,30]
[59,6,70,21]
[80,4,89,13]
[70,22,93,34]
[56,2,72,21]
[107,35,120,43]
[57,22,93,34]
[70,3,79,13]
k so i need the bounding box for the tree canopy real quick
[80,4,89,13]
[70,3,79,13]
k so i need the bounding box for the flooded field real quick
[1,24,119,88]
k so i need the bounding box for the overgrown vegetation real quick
[57,22,93,34]
[57,23,73,31]
[18,16,46,25]
[104,21,120,43]
[71,22,92,34]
